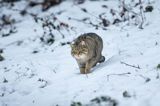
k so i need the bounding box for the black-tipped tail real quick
[99,56,105,63]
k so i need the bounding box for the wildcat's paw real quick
[80,67,85,74]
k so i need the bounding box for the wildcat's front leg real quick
[80,67,85,74]
[78,63,86,74]
[85,64,91,74]
[85,59,97,74]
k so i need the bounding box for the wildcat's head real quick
[70,40,89,60]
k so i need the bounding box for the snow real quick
[0,0,160,106]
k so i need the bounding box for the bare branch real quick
[107,72,131,81]
[120,61,141,69]
[137,74,151,83]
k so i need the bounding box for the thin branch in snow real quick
[71,5,110,29]
[120,61,141,69]
[53,69,56,73]
[137,74,151,83]
[107,72,131,81]
[139,0,146,29]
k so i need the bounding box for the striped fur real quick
[71,33,105,74]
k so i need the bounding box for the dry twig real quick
[120,61,141,69]
[107,72,131,81]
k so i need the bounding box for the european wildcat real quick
[71,33,105,74]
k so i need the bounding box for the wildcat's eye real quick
[79,52,83,55]
[82,48,88,52]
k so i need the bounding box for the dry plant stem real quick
[107,72,131,81]
[137,74,150,82]
[139,0,145,29]
[73,5,109,29]
[12,9,69,39]
[120,61,141,69]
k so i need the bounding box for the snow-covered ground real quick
[0,0,160,106]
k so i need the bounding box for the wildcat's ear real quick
[70,44,74,48]
[80,41,85,45]
[70,41,75,48]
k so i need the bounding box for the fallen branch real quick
[138,0,146,29]
[120,61,141,69]
[137,74,151,83]
[107,72,131,81]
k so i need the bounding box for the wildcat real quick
[70,33,105,74]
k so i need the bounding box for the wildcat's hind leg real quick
[99,56,105,63]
